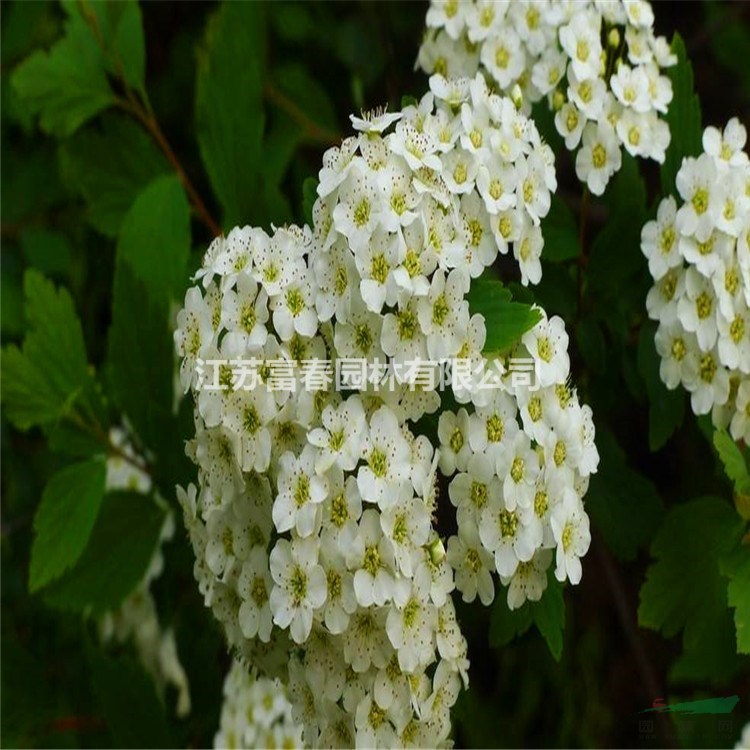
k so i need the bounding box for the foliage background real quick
[1,1,749,748]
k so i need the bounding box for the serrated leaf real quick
[660,33,702,197]
[1,271,90,430]
[638,497,745,652]
[540,195,580,262]
[637,323,685,451]
[586,429,664,561]
[713,430,750,492]
[88,650,172,748]
[58,114,170,237]
[29,458,106,592]
[490,573,566,660]
[195,2,265,228]
[43,491,165,614]
[722,547,750,655]
[467,279,540,352]
[11,7,113,137]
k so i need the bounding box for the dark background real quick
[2,1,749,748]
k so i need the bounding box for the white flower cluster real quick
[99,429,191,717]
[214,660,302,750]
[441,315,598,611]
[174,80,597,748]
[642,119,750,442]
[417,0,676,195]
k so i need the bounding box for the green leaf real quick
[1,271,89,430]
[489,573,566,660]
[540,195,580,262]
[722,546,750,655]
[660,33,702,197]
[637,323,685,451]
[586,429,664,561]
[43,491,166,614]
[302,176,318,227]
[86,1,146,95]
[713,430,750,493]
[108,176,190,449]
[115,175,190,299]
[29,458,106,592]
[58,114,170,237]
[467,279,541,352]
[272,63,338,136]
[195,2,265,228]
[88,650,172,748]
[11,7,113,137]
[638,497,745,652]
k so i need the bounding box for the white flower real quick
[676,153,720,242]
[575,122,622,196]
[641,196,680,280]
[447,519,494,605]
[386,595,438,673]
[480,498,539,578]
[550,489,591,585]
[730,381,750,442]
[501,548,552,610]
[522,313,571,387]
[559,12,602,81]
[308,396,366,473]
[273,446,329,538]
[357,407,412,509]
[269,537,326,644]
[238,547,274,642]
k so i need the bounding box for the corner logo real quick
[640,695,739,716]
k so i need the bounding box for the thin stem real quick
[78,1,222,238]
[117,97,222,237]
[64,409,151,477]
[264,83,342,147]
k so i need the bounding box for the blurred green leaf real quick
[541,196,580,263]
[660,33,702,197]
[29,458,106,592]
[108,176,190,450]
[639,497,744,652]
[89,650,172,748]
[270,2,313,42]
[586,429,664,561]
[195,1,265,228]
[1,270,90,430]
[273,62,338,136]
[43,491,166,614]
[637,323,685,451]
[59,114,170,237]
[11,6,113,137]
[86,0,147,96]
